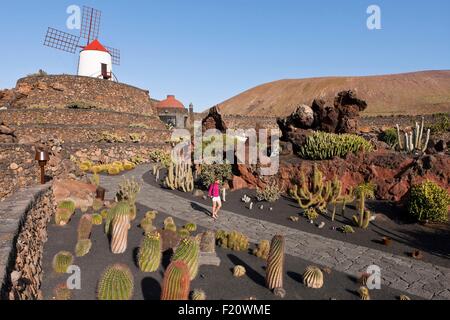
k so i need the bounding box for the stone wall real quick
[2,75,157,116]
[0,183,53,300]
[0,109,166,129]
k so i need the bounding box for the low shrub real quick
[256,180,282,203]
[379,128,398,148]
[298,132,374,160]
[429,114,450,134]
[408,180,450,223]
[198,163,232,188]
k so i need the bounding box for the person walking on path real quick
[208,179,222,220]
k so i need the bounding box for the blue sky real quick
[0,0,449,111]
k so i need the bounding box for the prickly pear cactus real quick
[172,238,200,280]
[138,232,162,272]
[97,264,134,300]
[161,261,191,300]
[266,235,285,290]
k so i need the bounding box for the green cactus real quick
[340,225,355,234]
[100,209,109,219]
[191,289,206,300]
[97,264,134,300]
[172,238,200,280]
[115,177,141,221]
[164,216,175,227]
[77,214,93,240]
[145,210,158,220]
[55,200,76,226]
[304,208,319,221]
[58,200,76,214]
[92,213,103,225]
[75,239,92,257]
[165,223,177,232]
[138,232,162,272]
[215,230,249,251]
[266,235,285,290]
[184,222,197,232]
[52,251,74,273]
[161,261,191,300]
[140,216,155,234]
[352,182,375,229]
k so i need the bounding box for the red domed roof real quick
[157,95,185,109]
[83,39,109,53]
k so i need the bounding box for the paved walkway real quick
[101,166,450,300]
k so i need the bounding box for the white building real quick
[77,39,113,80]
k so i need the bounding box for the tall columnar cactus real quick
[396,117,430,153]
[52,251,74,273]
[266,235,285,290]
[77,214,93,241]
[138,231,162,272]
[165,161,194,193]
[97,264,134,300]
[161,261,191,300]
[172,238,200,280]
[352,182,375,229]
[105,201,130,235]
[110,207,131,254]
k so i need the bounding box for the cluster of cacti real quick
[97,264,134,300]
[161,261,191,300]
[165,161,194,192]
[184,222,197,232]
[191,289,206,300]
[253,240,270,260]
[79,159,137,175]
[52,251,74,273]
[290,165,354,217]
[352,182,375,229]
[256,180,282,203]
[233,265,246,277]
[298,131,374,160]
[77,214,93,241]
[55,200,76,226]
[138,231,162,272]
[302,266,324,289]
[92,198,103,211]
[216,230,249,251]
[149,149,171,167]
[396,117,430,153]
[53,283,72,300]
[358,286,370,300]
[92,213,103,225]
[75,239,92,257]
[115,177,141,221]
[172,238,200,280]
[266,235,285,290]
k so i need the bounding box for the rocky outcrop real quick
[0,122,16,143]
[202,106,228,132]
[277,90,368,152]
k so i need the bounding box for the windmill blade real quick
[80,6,102,43]
[105,46,121,65]
[43,27,80,54]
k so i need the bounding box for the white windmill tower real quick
[43,6,120,81]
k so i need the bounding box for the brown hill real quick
[215,70,450,117]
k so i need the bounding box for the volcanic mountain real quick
[214,70,450,117]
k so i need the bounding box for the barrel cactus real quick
[172,238,200,280]
[75,239,92,257]
[184,222,197,232]
[302,266,324,289]
[52,251,74,273]
[55,200,76,226]
[105,201,130,235]
[253,240,270,260]
[164,217,175,227]
[111,213,130,254]
[92,198,103,211]
[97,264,134,300]
[177,228,190,239]
[77,214,93,240]
[165,223,177,232]
[140,216,154,234]
[233,265,246,278]
[161,261,191,300]
[266,235,285,290]
[191,289,206,300]
[138,231,162,272]
[92,213,103,225]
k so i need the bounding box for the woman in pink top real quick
[208,179,222,220]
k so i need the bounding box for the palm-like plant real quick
[352,182,376,229]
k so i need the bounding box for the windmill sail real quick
[43,27,80,54]
[80,6,102,44]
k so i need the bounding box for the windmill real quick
[44,6,120,81]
